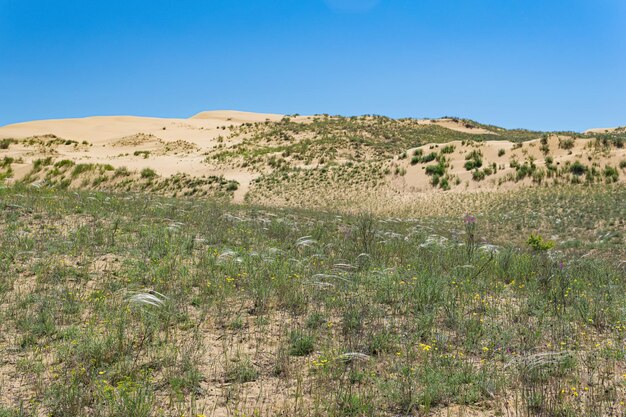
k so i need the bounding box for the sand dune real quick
[584,126,625,134]
[1,114,238,144]
[0,112,510,144]
[0,111,282,202]
[0,111,623,206]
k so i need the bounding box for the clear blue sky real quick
[1,0,625,131]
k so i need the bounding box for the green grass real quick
[0,184,624,416]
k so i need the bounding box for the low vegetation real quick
[0,184,624,416]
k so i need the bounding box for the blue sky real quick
[1,0,624,131]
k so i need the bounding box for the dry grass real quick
[0,183,624,416]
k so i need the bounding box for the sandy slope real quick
[393,136,610,192]
[0,111,279,201]
[0,112,271,143]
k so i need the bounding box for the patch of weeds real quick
[289,330,315,356]
[225,357,259,383]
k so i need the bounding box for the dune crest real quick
[189,110,287,123]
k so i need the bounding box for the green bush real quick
[0,138,16,149]
[33,157,53,171]
[440,145,455,154]
[425,163,445,177]
[420,152,437,163]
[569,161,587,176]
[140,168,157,179]
[527,233,554,251]
[464,160,479,170]
[134,150,151,159]
[1,156,14,168]
[603,165,619,183]
[472,170,486,181]
[559,138,575,150]
[464,150,482,170]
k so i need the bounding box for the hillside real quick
[0,111,624,212]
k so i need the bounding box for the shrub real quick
[498,149,506,157]
[464,160,480,170]
[532,168,546,184]
[140,168,157,179]
[1,156,14,168]
[0,138,16,149]
[569,161,587,176]
[134,150,151,159]
[440,145,455,154]
[420,152,437,163]
[603,165,619,183]
[33,157,53,171]
[425,163,445,177]
[464,150,482,170]
[527,233,554,251]
[472,170,486,181]
[439,176,450,190]
[559,138,575,150]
